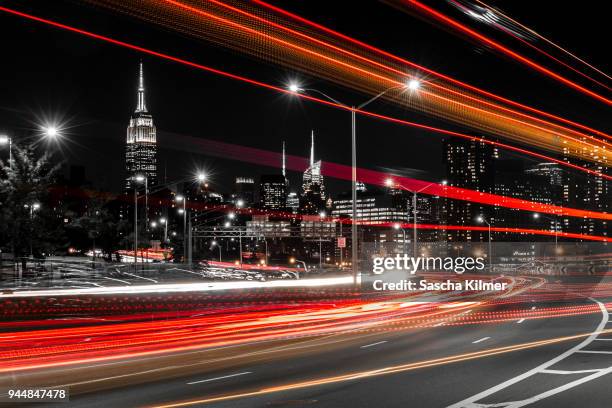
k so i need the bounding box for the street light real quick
[289,78,420,285]
[476,215,492,271]
[393,222,407,253]
[236,199,245,208]
[196,172,207,182]
[407,79,421,91]
[0,135,12,169]
[42,124,61,140]
[133,175,148,264]
[211,240,222,261]
[176,194,187,263]
[25,202,40,258]
[388,179,446,256]
[318,211,326,269]
[159,217,168,243]
[533,212,560,253]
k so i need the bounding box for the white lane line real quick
[187,371,252,385]
[541,369,603,375]
[472,337,491,344]
[576,350,612,354]
[505,366,612,407]
[447,297,609,408]
[360,341,387,349]
[531,306,536,310]
[517,319,525,324]
[434,322,446,327]
[103,277,131,285]
[594,338,612,341]
[122,272,158,283]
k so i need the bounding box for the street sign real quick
[337,237,346,248]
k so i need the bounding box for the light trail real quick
[252,0,612,141]
[76,0,611,162]
[1,4,608,181]
[1,279,607,374]
[473,0,612,83]
[0,276,355,298]
[447,0,612,92]
[398,0,612,105]
[180,136,612,221]
[48,181,611,240]
[171,0,612,149]
[149,328,612,408]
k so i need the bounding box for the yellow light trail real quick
[150,328,612,407]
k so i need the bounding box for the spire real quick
[310,130,315,167]
[136,61,147,113]
[282,141,286,178]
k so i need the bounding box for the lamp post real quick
[211,240,222,261]
[319,211,326,270]
[388,179,446,256]
[533,213,560,254]
[176,195,187,263]
[133,175,147,264]
[0,135,12,169]
[476,215,492,271]
[159,217,168,243]
[25,203,40,258]
[289,79,419,285]
[393,223,406,253]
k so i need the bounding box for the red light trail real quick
[0,4,608,182]
[399,0,612,106]
[473,0,612,84]
[74,0,611,163]
[252,0,612,141]
[180,135,611,222]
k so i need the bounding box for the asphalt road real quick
[28,289,610,408]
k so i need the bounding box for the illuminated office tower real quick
[125,62,158,191]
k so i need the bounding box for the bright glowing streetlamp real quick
[288,79,421,285]
[407,79,421,91]
[196,172,207,182]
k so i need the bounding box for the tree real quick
[0,144,62,261]
[67,198,130,261]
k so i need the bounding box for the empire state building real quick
[125,62,158,191]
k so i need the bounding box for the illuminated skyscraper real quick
[301,131,326,214]
[260,142,288,211]
[125,62,157,191]
[443,138,498,241]
[302,131,325,198]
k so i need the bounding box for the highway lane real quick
[36,295,610,408]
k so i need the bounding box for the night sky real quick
[0,0,609,195]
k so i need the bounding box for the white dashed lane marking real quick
[360,341,388,349]
[187,371,252,385]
